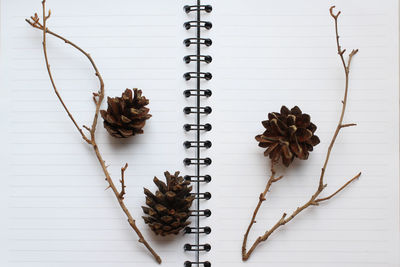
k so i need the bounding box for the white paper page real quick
[0,0,194,266]
[1,0,400,267]
[210,0,400,266]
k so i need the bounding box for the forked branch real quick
[242,163,283,259]
[26,1,161,263]
[242,6,361,261]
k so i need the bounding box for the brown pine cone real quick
[142,171,194,236]
[255,106,320,167]
[100,88,151,138]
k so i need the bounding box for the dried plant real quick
[25,1,161,263]
[242,6,361,261]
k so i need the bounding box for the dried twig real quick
[242,6,361,261]
[26,1,161,263]
[242,163,283,258]
[119,163,128,200]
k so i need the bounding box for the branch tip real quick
[330,6,341,19]
[122,163,128,170]
[315,172,360,203]
[45,9,51,20]
[340,123,357,128]
[350,49,359,56]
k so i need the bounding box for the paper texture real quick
[0,0,399,266]
[210,0,400,266]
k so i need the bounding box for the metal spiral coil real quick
[184,55,212,64]
[184,89,212,97]
[183,1,212,266]
[183,123,212,132]
[185,261,211,267]
[184,175,212,183]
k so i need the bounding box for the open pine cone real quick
[142,171,194,236]
[100,88,151,138]
[255,106,320,167]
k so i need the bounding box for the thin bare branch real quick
[340,123,357,128]
[83,125,91,132]
[316,172,361,203]
[242,163,284,259]
[271,175,284,183]
[28,5,91,144]
[26,1,161,263]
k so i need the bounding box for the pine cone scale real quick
[309,135,320,146]
[296,128,313,142]
[263,142,278,157]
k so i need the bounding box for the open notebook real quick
[0,0,399,266]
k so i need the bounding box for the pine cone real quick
[100,88,151,138]
[255,106,320,167]
[142,171,194,236]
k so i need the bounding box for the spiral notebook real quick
[0,0,399,266]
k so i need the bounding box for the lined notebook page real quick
[0,0,193,266]
[1,0,399,267]
[210,0,400,266]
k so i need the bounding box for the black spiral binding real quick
[183,1,212,267]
